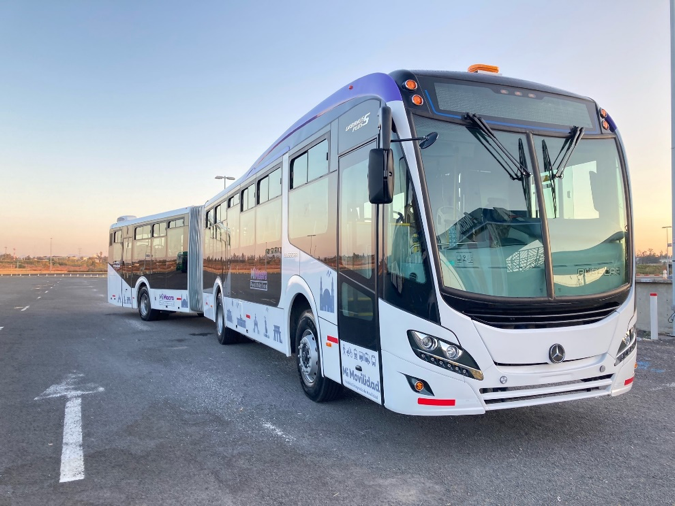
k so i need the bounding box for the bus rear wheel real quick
[216,294,238,345]
[295,310,342,402]
[138,286,158,321]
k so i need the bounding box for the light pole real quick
[664,226,672,260]
[215,175,235,190]
[50,237,53,273]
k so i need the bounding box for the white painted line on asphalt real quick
[60,397,84,483]
[261,421,295,443]
[35,373,104,484]
[45,291,49,293]
[37,296,41,299]
[0,327,3,331]
[21,306,30,312]
[649,383,675,391]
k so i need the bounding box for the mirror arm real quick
[390,137,426,143]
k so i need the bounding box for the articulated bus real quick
[108,207,204,318]
[109,66,636,415]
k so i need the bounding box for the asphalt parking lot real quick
[0,276,674,505]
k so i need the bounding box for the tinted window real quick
[168,218,185,228]
[291,152,308,188]
[340,282,373,321]
[308,140,328,181]
[339,146,374,280]
[258,177,269,204]
[288,172,337,268]
[291,140,329,189]
[152,223,166,237]
[248,184,256,210]
[135,225,151,240]
[241,188,250,211]
[241,186,255,211]
[269,168,282,199]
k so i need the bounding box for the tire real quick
[138,286,158,321]
[295,310,342,402]
[216,293,238,345]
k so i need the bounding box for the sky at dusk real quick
[0,0,672,257]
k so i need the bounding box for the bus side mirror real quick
[368,148,395,204]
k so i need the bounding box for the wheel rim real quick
[298,329,319,386]
[216,299,224,336]
[140,293,149,317]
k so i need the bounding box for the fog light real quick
[414,381,424,392]
[500,376,508,385]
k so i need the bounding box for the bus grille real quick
[480,374,613,410]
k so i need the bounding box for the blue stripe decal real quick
[423,89,599,134]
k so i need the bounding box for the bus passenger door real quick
[337,141,382,405]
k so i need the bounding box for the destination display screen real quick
[420,78,599,133]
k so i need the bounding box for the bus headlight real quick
[407,330,483,381]
[615,324,637,366]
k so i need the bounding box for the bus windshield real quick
[414,115,629,299]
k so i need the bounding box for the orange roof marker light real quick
[411,94,424,106]
[467,64,500,74]
[403,79,418,91]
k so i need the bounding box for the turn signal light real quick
[411,94,424,106]
[403,79,418,91]
[602,120,610,130]
[468,64,500,74]
[600,108,608,118]
[414,381,424,392]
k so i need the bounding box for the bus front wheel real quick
[295,310,342,402]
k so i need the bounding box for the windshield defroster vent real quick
[441,291,625,329]
[466,304,618,329]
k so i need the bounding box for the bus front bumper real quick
[381,347,636,416]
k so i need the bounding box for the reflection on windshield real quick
[535,136,628,296]
[415,115,629,299]
[415,116,547,298]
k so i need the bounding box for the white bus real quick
[108,207,204,320]
[110,66,636,415]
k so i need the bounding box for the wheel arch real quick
[134,276,151,310]
[285,275,320,355]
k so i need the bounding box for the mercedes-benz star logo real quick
[549,343,565,364]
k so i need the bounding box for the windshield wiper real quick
[518,138,533,216]
[465,113,531,180]
[551,126,585,179]
[541,140,558,217]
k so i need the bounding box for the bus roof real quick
[109,206,195,229]
[232,72,402,188]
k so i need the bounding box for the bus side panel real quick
[203,292,215,321]
[107,264,123,307]
[318,318,341,383]
[148,287,191,312]
[225,297,286,353]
